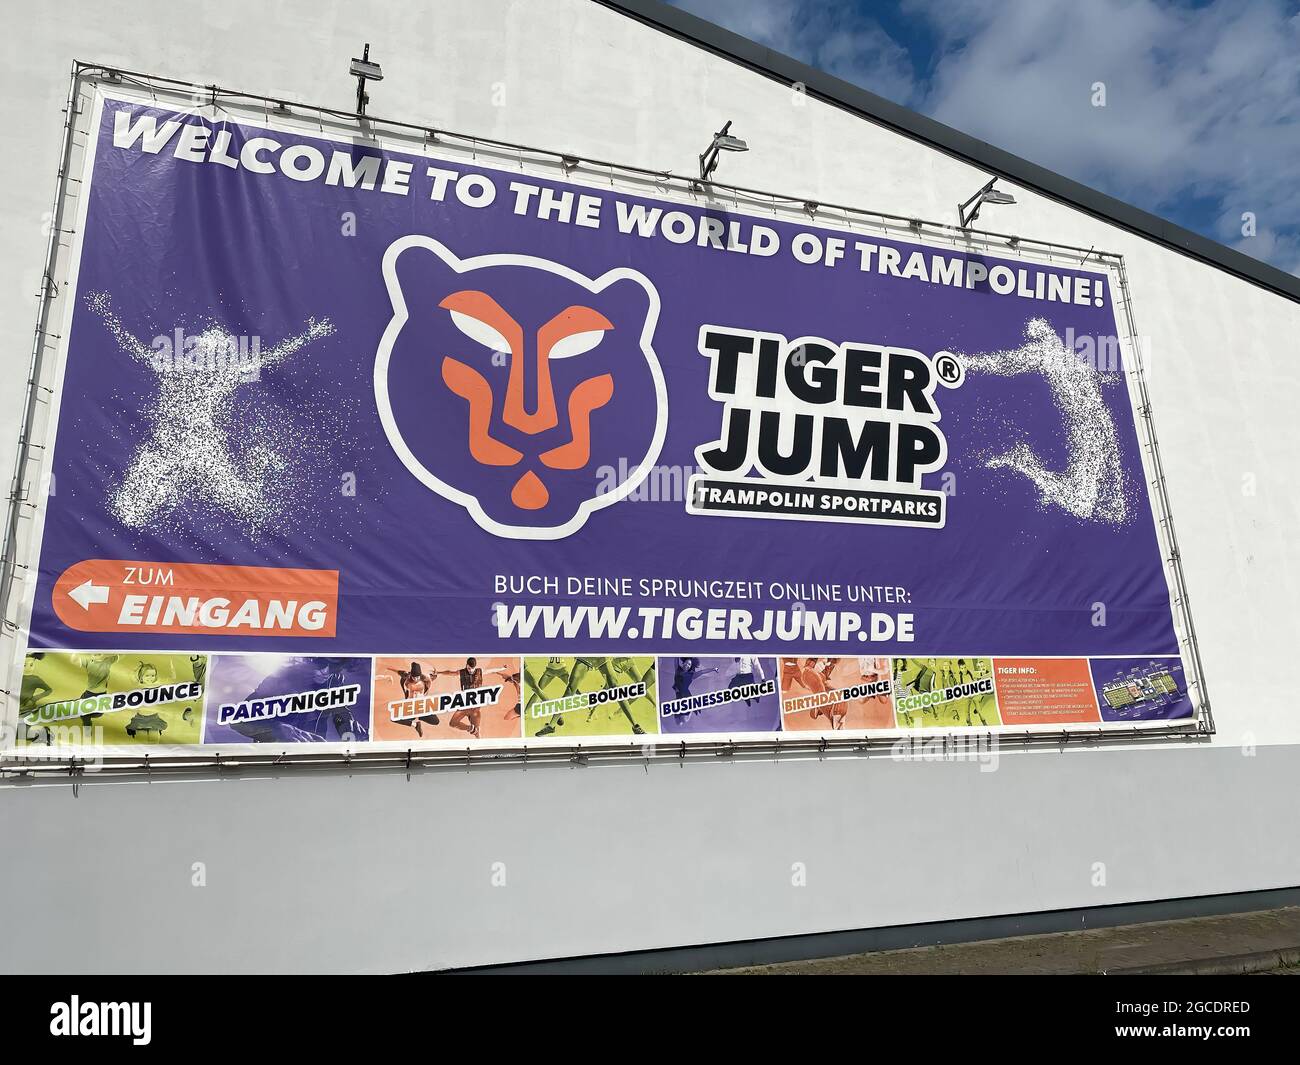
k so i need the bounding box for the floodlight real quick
[349,58,384,81]
[699,120,749,182]
[351,43,383,117]
[958,178,1018,228]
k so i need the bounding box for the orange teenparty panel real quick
[371,656,523,741]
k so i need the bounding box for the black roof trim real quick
[598,0,1300,304]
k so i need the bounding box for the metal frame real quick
[0,63,1211,775]
[1111,258,1214,734]
[55,63,1127,260]
[0,65,82,634]
[3,719,1210,780]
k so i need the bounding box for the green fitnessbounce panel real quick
[523,656,658,738]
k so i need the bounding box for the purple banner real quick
[26,94,1180,675]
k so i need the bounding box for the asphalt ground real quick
[711,906,1300,974]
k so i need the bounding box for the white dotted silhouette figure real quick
[963,317,1127,525]
[87,292,334,531]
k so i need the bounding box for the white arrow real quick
[69,579,110,610]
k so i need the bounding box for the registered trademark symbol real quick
[934,351,965,387]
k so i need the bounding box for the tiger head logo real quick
[376,237,667,539]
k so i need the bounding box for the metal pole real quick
[0,64,86,631]
[355,43,371,116]
[0,718,1206,778]
[1111,258,1214,735]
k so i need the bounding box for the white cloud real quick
[670,0,1300,275]
[911,0,1300,251]
[672,0,918,105]
[671,0,801,47]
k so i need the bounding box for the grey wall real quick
[2,742,1297,973]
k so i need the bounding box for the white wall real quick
[2,0,1297,972]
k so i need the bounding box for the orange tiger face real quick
[377,237,666,539]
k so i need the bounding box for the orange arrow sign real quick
[52,559,339,638]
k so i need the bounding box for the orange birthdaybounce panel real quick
[779,656,894,731]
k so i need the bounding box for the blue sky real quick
[669,0,1300,276]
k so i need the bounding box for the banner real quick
[3,87,1200,754]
